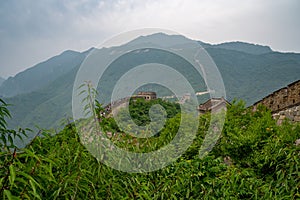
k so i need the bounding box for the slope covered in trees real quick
[2,34,300,134]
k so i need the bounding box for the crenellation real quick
[253,80,300,124]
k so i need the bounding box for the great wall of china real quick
[101,80,300,125]
[103,91,196,116]
[253,80,300,124]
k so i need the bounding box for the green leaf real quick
[4,190,15,200]
[9,165,16,187]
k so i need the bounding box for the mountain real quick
[128,33,191,48]
[0,77,5,87]
[212,41,273,55]
[5,67,78,134]
[2,33,300,140]
[0,50,87,97]
[205,48,300,103]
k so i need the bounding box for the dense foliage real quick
[128,98,180,126]
[0,98,299,199]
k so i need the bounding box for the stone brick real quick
[279,111,284,115]
[272,113,279,119]
[294,116,300,122]
[279,115,286,120]
[277,120,283,125]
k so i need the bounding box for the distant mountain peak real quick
[137,32,187,40]
[123,33,273,55]
[126,32,193,48]
[213,41,273,55]
[82,47,96,54]
[58,50,81,57]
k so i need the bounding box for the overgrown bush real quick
[0,98,299,199]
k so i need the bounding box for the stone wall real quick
[133,92,157,100]
[253,80,300,124]
[273,105,300,125]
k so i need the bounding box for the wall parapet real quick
[253,80,300,113]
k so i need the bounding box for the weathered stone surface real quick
[294,116,300,122]
[279,115,286,120]
[285,113,294,120]
[279,111,284,115]
[273,106,300,123]
[272,114,279,119]
[253,80,300,124]
[253,80,300,113]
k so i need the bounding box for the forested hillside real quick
[2,34,300,137]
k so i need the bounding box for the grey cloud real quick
[0,0,299,78]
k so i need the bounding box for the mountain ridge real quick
[212,41,272,55]
[1,33,300,135]
[0,34,276,94]
[0,50,87,97]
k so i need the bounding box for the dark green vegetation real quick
[128,98,180,126]
[2,33,300,137]
[1,98,299,199]
[0,50,90,138]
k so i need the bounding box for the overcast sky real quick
[0,0,299,78]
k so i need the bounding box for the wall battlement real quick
[253,80,300,124]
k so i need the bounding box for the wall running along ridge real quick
[253,80,300,124]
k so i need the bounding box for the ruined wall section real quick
[273,105,300,124]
